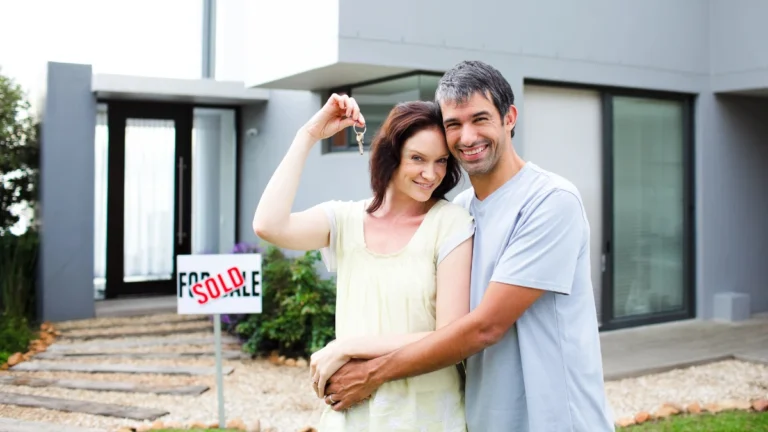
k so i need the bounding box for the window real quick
[523,80,695,331]
[609,96,690,321]
[324,73,443,153]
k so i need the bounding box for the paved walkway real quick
[600,313,768,380]
[95,295,176,318]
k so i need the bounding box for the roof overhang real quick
[92,74,270,105]
[246,63,417,92]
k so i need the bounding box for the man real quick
[324,60,615,432]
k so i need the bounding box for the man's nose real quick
[460,125,479,146]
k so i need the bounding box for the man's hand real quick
[323,356,388,411]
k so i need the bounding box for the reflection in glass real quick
[123,118,176,282]
[612,96,685,319]
[192,108,237,255]
[327,74,442,151]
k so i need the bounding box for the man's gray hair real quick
[435,60,516,138]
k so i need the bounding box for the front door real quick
[105,101,193,298]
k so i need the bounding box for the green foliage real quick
[0,68,40,233]
[0,68,40,363]
[0,230,39,319]
[229,245,336,358]
[0,315,33,365]
[0,230,39,364]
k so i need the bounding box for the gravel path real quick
[3,315,767,431]
[605,358,768,419]
[0,358,322,431]
[3,356,766,431]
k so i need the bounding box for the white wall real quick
[522,85,604,322]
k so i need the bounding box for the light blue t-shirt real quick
[453,162,615,432]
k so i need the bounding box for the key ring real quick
[354,123,366,155]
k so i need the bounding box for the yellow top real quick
[316,198,475,432]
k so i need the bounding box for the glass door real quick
[105,101,193,298]
[601,93,694,329]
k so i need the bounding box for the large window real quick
[324,73,443,153]
[522,81,695,331]
[608,95,692,325]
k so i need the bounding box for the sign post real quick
[176,253,262,428]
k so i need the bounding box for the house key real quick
[354,124,366,155]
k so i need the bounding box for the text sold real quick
[191,267,244,305]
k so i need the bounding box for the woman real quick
[252,93,474,431]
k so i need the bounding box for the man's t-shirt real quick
[453,162,615,432]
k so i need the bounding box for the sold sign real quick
[191,267,245,305]
[176,254,262,315]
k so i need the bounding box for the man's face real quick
[440,91,516,176]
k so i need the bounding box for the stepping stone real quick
[0,392,168,421]
[61,325,214,341]
[46,336,240,352]
[34,350,246,360]
[0,376,209,396]
[10,361,235,376]
[57,315,209,331]
[0,418,108,432]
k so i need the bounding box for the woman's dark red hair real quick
[366,101,462,214]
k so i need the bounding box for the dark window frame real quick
[524,79,697,332]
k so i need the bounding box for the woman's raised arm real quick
[252,94,365,251]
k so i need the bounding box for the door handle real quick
[177,156,187,246]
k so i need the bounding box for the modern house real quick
[27,0,767,333]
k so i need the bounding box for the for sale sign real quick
[176,253,262,315]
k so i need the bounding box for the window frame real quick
[524,78,696,332]
[322,70,445,154]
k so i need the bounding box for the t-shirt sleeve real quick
[435,203,476,266]
[319,200,347,272]
[491,190,586,295]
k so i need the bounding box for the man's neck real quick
[470,150,526,201]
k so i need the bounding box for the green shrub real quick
[0,230,39,321]
[226,244,336,359]
[0,315,33,364]
[0,230,39,364]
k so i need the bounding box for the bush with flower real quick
[223,242,336,359]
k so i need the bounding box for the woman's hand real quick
[310,339,351,398]
[302,94,365,142]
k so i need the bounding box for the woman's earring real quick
[354,124,366,155]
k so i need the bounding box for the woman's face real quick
[392,127,450,203]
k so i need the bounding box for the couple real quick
[253,60,615,432]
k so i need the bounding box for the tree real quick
[0,69,39,233]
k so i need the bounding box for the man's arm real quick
[338,236,473,360]
[379,281,544,378]
[325,190,586,410]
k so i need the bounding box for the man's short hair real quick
[435,60,516,138]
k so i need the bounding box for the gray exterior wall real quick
[710,0,768,93]
[241,0,768,323]
[39,62,96,322]
[336,0,709,94]
[699,95,768,318]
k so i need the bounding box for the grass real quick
[153,412,768,432]
[619,410,768,431]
